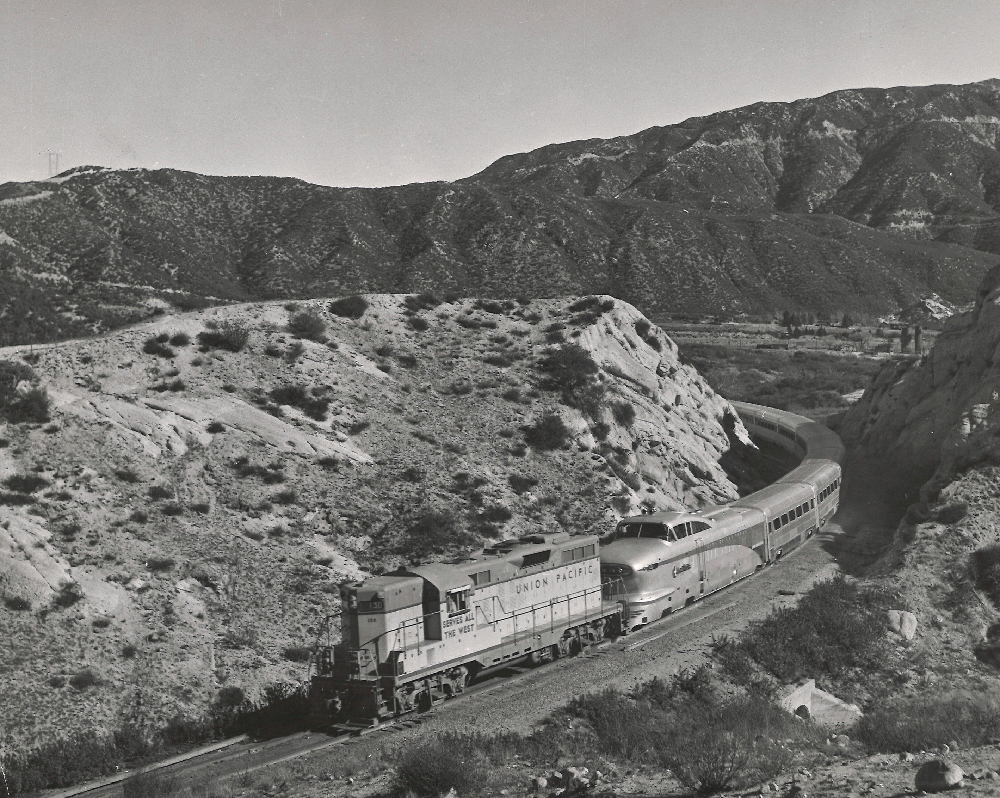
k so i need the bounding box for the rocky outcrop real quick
[840,264,1000,500]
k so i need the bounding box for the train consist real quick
[309,402,844,726]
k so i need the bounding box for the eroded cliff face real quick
[0,295,754,746]
[840,266,1000,500]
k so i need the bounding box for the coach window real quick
[691,521,710,534]
[781,513,789,525]
[446,588,470,616]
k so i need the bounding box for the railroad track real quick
[43,541,826,798]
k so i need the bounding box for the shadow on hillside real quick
[821,454,913,575]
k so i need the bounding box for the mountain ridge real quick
[5,79,1000,344]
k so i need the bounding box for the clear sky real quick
[2,0,999,188]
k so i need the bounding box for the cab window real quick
[446,588,470,615]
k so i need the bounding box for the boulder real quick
[914,759,963,793]
[887,609,918,640]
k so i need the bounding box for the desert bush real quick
[855,692,1000,752]
[401,466,425,482]
[52,582,83,608]
[168,331,191,346]
[147,557,176,572]
[524,413,570,450]
[197,321,249,352]
[483,351,515,367]
[612,400,636,427]
[348,420,370,434]
[115,467,142,483]
[714,575,898,697]
[408,316,430,331]
[92,617,111,629]
[4,595,31,611]
[285,340,305,362]
[389,506,478,559]
[264,342,283,357]
[536,344,599,393]
[635,318,652,337]
[501,386,523,403]
[283,646,313,663]
[130,509,149,523]
[47,675,65,687]
[474,298,512,314]
[936,501,969,525]
[395,734,491,797]
[269,384,330,421]
[0,362,50,423]
[316,455,339,470]
[148,484,174,500]
[329,295,368,319]
[3,473,49,493]
[69,668,100,690]
[404,292,441,312]
[396,352,418,368]
[0,492,35,506]
[122,644,138,659]
[190,501,210,514]
[273,488,297,505]
[905,502,931,524]
[287,310,327,341]
[206,421,225,433]
[507,475,539,494]
[142,337,175,358]
[592,420,610,440]
[222,382,237,393]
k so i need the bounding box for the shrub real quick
[53,582,83,608]
[474,298,512,314]
[222,383,237,393]
[190,501,210,514]
[403,292,441,312]
[508,474,538,494]
[206,421,225,433]
[483,352,514,367]
[130,509,149,523]
[401,466,425,482]
[122,644,138,659]
[47,675,65,687]
[287,310,327,341]
[501,386,523,403]
[147,557,176,572]
[612,400,636,427]
[269,384,330,421]
[592,420,610,440]
[392,506,478,558]
[0,492,35,506]
[348,420,370,434]
[3,473,49,493]
[283,646,313,663]
[396,352,418,368]
[115,467,142,483]
[148,484,173,500]
[524,413,571,450]
[635,318,652,337]
[264,342,283,357]
[396,734,490,797]
[329,295,368,319]
[168,332,191,346]
[535,344,599,392]
[197,321,250,352]
[142,337,175,358]
[855,693,1000,753]
[273,488,298,505]
[68,669,100,690]
[936,501,969,525]
[316,455,339,470]
[3,385,50,423]
[408,316,430,331]
[4,595,31,611]
[92,617,111,629]
[714,575,898,696]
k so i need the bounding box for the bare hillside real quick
[0,294,757,748]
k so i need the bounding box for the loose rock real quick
[914,759,963,793]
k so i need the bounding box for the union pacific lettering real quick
[512,562,596,594]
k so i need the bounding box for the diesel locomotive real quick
[309,401,844,726]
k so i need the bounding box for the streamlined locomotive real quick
[310,402,844,724]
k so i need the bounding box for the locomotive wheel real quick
[549,643,562,660]
[417,690,433,713]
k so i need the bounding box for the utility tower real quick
[47,151,60,177]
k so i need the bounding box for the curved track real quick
[42,403,845,798]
